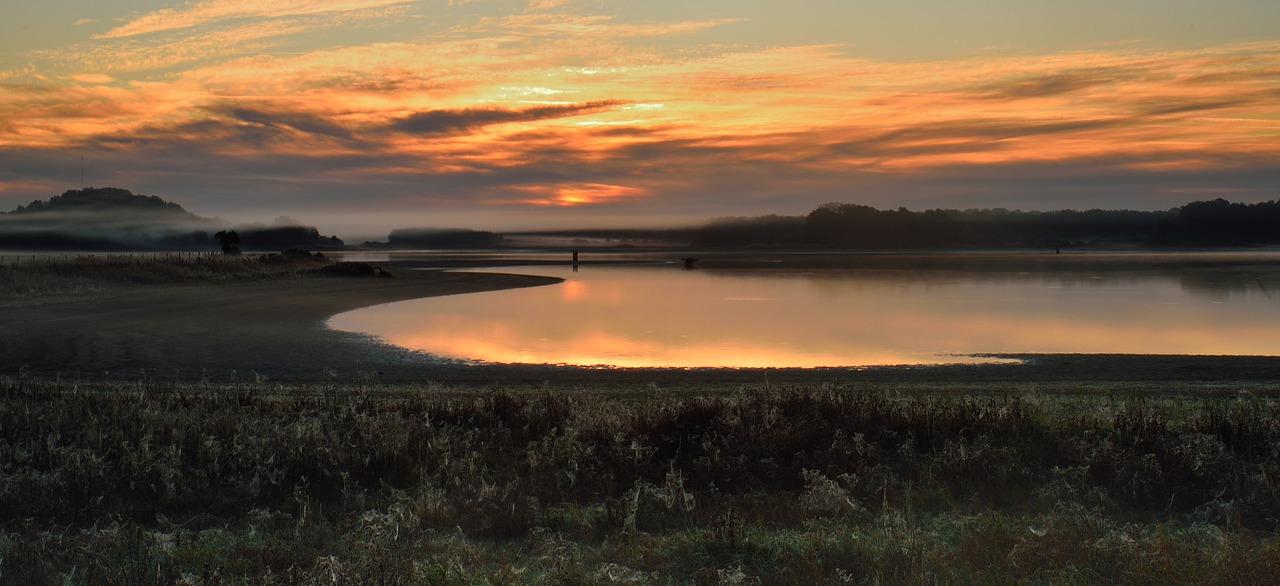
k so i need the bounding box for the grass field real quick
[3,377,1279,584]
[0,252,329,304]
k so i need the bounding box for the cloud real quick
[1139,98,1252,116]
[32,20,310,74]
[0,64,38,81]
[390,101,625,135]
[215,105,354,140]
[456,13,739,43]
[97,0,418,39]
[528,0,573,9]
[3,0,1279,232]
[68,74,115,85]
[829,117,1130,161]
[977,69,1138,99]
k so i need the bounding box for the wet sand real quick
[3,266,1279,390]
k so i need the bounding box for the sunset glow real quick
[3,1,1278,234]
[327,265,1280,368]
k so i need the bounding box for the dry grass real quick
[2,377,1279,583]
[0,253,329,303]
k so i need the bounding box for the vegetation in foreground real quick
[2,378,1279,584]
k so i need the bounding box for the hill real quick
[0,187,215,250]
[0,188,343,251]
[10,187,198,217]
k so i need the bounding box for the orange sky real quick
[2,1,1278,236]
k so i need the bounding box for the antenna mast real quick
[80,155,84,189]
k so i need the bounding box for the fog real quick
[0,188,349,250]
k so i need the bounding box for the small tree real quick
[214,230,241,255]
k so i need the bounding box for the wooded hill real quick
[0,188,344,251]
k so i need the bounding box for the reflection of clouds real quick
[329,264,1280,367]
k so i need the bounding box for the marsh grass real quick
[0,253,329,302]
[2,378,1279,583]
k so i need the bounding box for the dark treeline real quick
[238,226,344,251]
[692,198,1280,248]
[362,228,506,249]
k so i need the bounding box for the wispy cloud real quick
[32,20,310,74]
[976,69,1141,99]
[96,0,418,39]
[68,74,115,85]
[0,64,38,81]
[214,104,356,140]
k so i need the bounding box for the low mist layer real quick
[0,188,344,251]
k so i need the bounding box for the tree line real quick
[691,198,1280,248]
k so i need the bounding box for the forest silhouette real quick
[690,199,1280,248]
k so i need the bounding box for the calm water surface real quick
[328,255,1280,368]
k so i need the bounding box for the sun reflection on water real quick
[328,263,1280,368]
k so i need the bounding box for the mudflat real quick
[0,269,559,380]
[3,260,1280,389]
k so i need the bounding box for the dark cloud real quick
[215,105,354,140]
[588,125,669,138]
[977,69,1135,99]
[390,101,624,135]
[1140,98,1251,116]
[832,118,1127,159]
[1182,69,1280,85]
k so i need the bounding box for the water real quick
[327,253,1280,368]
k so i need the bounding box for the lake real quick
[327,252,1280,368]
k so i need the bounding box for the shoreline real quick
[3,264,1280,388]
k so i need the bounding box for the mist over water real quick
[329,253,1280,368]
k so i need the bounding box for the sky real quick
[2,0,1278,237]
